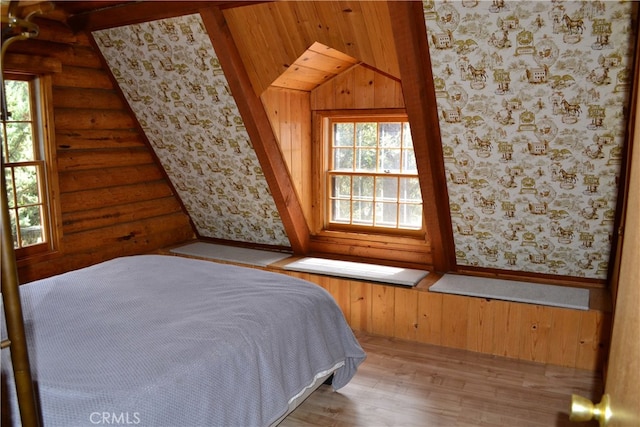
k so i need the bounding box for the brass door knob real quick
[570,394,611,426]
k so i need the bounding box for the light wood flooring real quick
[280,332,602,427]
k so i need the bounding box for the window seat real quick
[282,257,429,287]
[169,242,291,267]
[429,273,590,310]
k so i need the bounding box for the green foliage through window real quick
[2,78,47,249]
[328,118,423,231]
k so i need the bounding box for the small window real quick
[325,114,423,235]
[2,75,56,258]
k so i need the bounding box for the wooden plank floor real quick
[280,332,602,427]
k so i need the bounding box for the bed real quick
[1,254,366,426]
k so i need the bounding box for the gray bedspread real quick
[1,255,366,426]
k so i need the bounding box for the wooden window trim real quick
[310,109,431,269]
[3,72,62,265]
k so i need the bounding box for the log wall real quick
[6,17,194,283]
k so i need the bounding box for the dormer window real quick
[325,114,423,236]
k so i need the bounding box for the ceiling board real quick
[271,42,359,91]
[223,1,399,96]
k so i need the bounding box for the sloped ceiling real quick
[86,1,637,280]
[94,14,291,247]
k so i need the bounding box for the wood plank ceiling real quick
[223,1,401,96]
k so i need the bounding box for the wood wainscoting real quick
[275,268,610,372]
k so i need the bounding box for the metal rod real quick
[1,2,43,425]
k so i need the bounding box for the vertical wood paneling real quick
[518,305,553,363]
[260,87,312,224]
[576,310,610,371]
[393,287,418,341]
[268,268,609,371]
[441,294,469,350]
[546,308,582,368]
[492,300,522,359]
[311,64,404,110]
[371,284,395,337]
[416,290,442,346]
[350,282,372,333]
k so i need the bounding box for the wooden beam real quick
[199,6,311,254]
[66,1,266,32]
[388,1,456,273]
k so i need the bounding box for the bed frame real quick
[1,2,50,425]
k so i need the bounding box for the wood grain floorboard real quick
[280,332,602,427]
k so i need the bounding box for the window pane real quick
[5,169,15,208]
[353,176,374,200]
[331,199,351,223]
[18,206,44,246]
[353,200,373,225]
[331,175,351,198]
[8,210,19,247]
[399,177,422,202]
[379,123,401,147]
[5,80,31,121]
[402,122,413,148]
[14,165,40,205]
[356,123,377,147]
[375,177,398,201]
[333,123,354,147]
[379,148,401,172]
[399,204,423,229]
[375,202,397,228]
[355,148,376,170]
[333,147,353,170]
[402,148,417,173]
[6,122,35,162]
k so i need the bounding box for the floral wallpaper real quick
[424,0,636,278]
[93,14,290,247]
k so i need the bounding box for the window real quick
[1,75,57,258]
[325,114,423,235]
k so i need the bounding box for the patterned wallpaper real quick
[93,14,290,247]
[424,0,635,278]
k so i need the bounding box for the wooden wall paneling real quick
[56,148,153,171]
[416,290,442,346]
[465,297,493,354]
[332,69,356,110]
[350,281,372,333]
[51,65,113,89]
[58,164,164,193]
[60,181,175,213]
[440,294,469,350]
[260,87,313,224]
[371,284,395,337]
[60,214,192,255]
[20,214,193,283]
[546,308,582,368]
[393,287,418,341]
[492,300,522,360]
[54,108,135,130]
[353,65,375,109]
[62,197,184,234]
[55,129,146,151]
[266,266,608,370]
[517,304,552,363]
[575,310,611,371]
[52,87,126,110]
